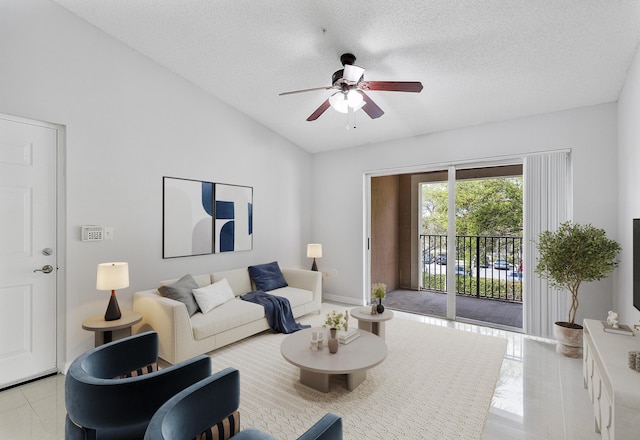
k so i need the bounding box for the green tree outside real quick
[422,177,523,236]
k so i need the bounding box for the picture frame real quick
[214,183,253,253]
[163,177,253,258]
[162,177,214,258]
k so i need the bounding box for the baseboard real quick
[322,293,362,306]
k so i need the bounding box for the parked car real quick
[507,271,523,280]
[423,253,435,264]
[477,258,490,268]
[493,259,512,270]
[436,254,447,265]
[454,264,469,276]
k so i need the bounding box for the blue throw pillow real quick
[248,261,288,292]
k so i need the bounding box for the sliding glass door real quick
[367,150,569,336]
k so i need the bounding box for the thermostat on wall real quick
[82,225,104,241]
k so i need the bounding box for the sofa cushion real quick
[190,299,265,341]
[211,269,253,296]
[161,274,211,289]
[193,278,235,314]
[158,274,200,316]
[248,261,288,292]
[267,287,313,309]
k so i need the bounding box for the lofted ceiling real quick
[52,0,640,154]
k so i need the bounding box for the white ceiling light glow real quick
[347,89,364,109]
[329,90,364,114]
[329,92,349,113]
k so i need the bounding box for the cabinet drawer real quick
[600,387,612,440]
[592,367,602,433]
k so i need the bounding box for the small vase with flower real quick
[372,282,387,313]
[323,310,346,354]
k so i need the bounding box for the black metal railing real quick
[420,234,523,302]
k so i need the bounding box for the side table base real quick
[358,320,386,339]
[94,327,132,346]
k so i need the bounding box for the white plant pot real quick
[553,321,583,358]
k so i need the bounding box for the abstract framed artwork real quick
[214,183,253,253]
[163,177,253,258]
[163,177,214,258]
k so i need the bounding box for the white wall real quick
[617,42,640,326]
[1,0,312,362]
[313,104,619,325]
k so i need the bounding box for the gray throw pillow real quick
[248,261,288,292]
[158,274,200,316]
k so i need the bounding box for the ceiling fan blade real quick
[306,99,331,121]
[359,91,384,119]
[360,81,423,93]
[279,86,333,96]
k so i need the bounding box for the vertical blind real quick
[523,151,572,338]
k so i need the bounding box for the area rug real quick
[211,305,507,439]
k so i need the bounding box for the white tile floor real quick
[0,311,600,440]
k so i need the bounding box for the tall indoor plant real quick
[535,221,621,357]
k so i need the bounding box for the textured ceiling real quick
[52,0,640,153]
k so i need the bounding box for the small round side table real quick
[82,310,142,346]
[349,307,394,340]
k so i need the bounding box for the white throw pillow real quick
[192,278,235,314]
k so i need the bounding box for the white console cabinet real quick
[583,319,640,440]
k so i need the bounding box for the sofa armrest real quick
[281,268,322,310]
[132,290,194,365]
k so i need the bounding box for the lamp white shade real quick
[307,244,322,258]
[96,262,129,290]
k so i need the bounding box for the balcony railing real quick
[420,234,523,303]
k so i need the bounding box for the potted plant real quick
[535,221,621,357]
[372,282,387,313]
[323,310,346,353]
[323,310,346,331]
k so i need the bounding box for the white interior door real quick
[0,116,58,388]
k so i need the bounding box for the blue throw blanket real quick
[240,290,310,333]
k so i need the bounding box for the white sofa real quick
[132,267,322,364]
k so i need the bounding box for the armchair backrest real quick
[145,367,343,440]
[145,367,241,440]
[79,331,158,378]
[65,331,212,439]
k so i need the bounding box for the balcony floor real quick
[384,289,523,330]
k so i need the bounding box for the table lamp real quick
[307,244,322,271]
[96,262,129,321]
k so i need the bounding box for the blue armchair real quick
[144,367,343,440]
[65,331,212,440]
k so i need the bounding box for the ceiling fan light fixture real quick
[347,89,364,109]
[284,53,423,122]
[329,92,349,113]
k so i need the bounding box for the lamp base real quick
[311,258,318,272]
[104,291,122,321]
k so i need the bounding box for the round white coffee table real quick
[280,327,387,393]
[350,307,394,340]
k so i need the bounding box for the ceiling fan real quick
[279,53,423,122]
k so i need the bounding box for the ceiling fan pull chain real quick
[346,107,357,130]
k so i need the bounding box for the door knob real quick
[34,265,54,274]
